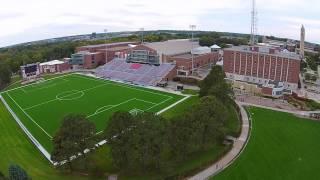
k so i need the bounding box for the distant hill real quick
[2,30,318,50]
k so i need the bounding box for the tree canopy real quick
[51,114,96,170]
[199,66,234,102]
[0,61,12,88]
[105,95,230,173]
[105,112,167,171]
[8,164,30,180]
[199,33,248,47]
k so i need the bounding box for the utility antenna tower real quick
[140,28,145,44]
[250,0,258,46]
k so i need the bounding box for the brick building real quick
[70,42,137,68]
[167,49,219,76]
[223,46,301,90]
[127,40,219,76]
[71,40,219,78]
[39,60,70,73]
[70,51,104,69]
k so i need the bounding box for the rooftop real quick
[79,42,136,49]
[225,45,301,60]
[40,60,65,66]
[264,80,284,89]
[98,46,132,51]
[73,51,102,56]
[170,52,207,60]
[210,44,221,49]
[144,39,200,56]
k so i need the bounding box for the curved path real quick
[238,101,320,118]
[188,102,250,180]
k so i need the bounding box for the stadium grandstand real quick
[95,58,175,86]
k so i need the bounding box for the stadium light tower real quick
[190,25,196,76]
[104,29,108,62]
[140,28,145,44]
[250,0,258,46]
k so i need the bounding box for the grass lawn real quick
[214,107,320,180]
[1,73,184,153]
[0,100,94,180]
[181,89,199,95]
[162,95,199,119]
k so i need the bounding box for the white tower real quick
[250,0,258,46]
[300,25,305,59]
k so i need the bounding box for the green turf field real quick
[214,107,320,180]
[0,73,185,154]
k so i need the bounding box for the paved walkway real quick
[188,102,250,180]
[237,101,320,118]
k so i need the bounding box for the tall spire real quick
[300,25,305,59]
[250,0,258,46]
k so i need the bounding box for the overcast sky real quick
[0,0,319,47]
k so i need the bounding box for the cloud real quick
[280,17,320,27]
[0,0,319,47]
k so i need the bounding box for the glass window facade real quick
[127,50,160,65]
[70,53,84,65]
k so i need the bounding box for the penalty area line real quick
[6,92,53,139]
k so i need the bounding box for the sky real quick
[0,0,319,47]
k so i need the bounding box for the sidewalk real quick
[188,102,250,180]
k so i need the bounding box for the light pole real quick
[140,28,144,44]
[104,29,108,62]
[189,25,196,76]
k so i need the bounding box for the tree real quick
[105,112,168,171]
[168,96,228,160]
[188,96,227,149]
[104,112,136,169]
[167,115,201,160]
[0,61,11,89]
[0,171,7,180]
[305,74,311,81]
[8,165,29,180]
[51,114,96,170]
[199,66,233,102]
[128,113,167,170]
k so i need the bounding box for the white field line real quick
[156,95,190,115]
[1,73,76,94]
[6,92,53,139]
[24,79,69,93]
[87,98,136,118]
[0,95,54,164]
[94,105,115,114]
[145,97,173,111]
[76,74,172,99]
[95,131,103,135]
[23,99,58,111]
[23,84,107,111]
[87,97,159,119]
[134,98,157,105]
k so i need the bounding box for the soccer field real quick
[0,74,185,156]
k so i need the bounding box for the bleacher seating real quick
[95,58,175,86]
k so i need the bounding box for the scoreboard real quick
[20,63,40,80]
